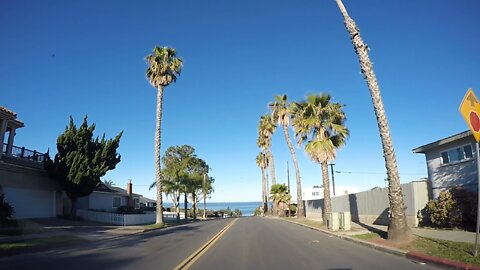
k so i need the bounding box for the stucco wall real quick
[423,136,477,198]
[0,161,62,218]
[90,192,118,211]
[305,181,429,227]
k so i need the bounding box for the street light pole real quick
[475,142,480,256]
[329,163,336,196]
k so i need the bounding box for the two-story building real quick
[413,130,476,199]
[0,106,63,218]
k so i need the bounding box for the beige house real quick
[0,106,63,219]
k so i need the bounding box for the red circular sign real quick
[470,111,480,132]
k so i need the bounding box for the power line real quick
[335,170,424,176]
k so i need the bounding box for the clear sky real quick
[1,1,479,202]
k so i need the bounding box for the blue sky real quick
[1,1,479,202]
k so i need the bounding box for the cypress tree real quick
[45,116,122,217]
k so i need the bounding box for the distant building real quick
[302,186,358,201]
[413,130,476,199]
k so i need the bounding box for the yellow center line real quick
[173,218,238,270]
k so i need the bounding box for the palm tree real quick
[269,95,304,218]
[269,184,291,217]
[256,152,269,215]
[145,46,183,225]
[290,94,348,224]
[202,175,214,219]
[258,114,277,185]
[102,179,115,187]
[334,0,412,241]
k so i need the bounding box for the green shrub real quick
[116,206,144,214]
[0,194,14,225]
[420,188,477,230]
[254,206,262,216]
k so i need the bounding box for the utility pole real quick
[287,161,291,194]
[329,163,336,196]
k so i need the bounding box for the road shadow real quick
[352,221,388,239]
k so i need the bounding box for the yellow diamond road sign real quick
[460,88,480,142]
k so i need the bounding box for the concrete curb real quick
[278,218,479,270]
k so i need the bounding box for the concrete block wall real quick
[305,180,429,227]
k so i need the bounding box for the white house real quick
[413,130,477,199]
[77,180,142,212]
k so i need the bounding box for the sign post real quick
[459,88,480,256]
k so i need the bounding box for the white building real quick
[302,186,358,201]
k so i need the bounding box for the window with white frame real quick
[312,192,320,196]
[440,144,473,165]
[112,196,121,208]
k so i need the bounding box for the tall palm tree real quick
[256,152,269,215]
[290,94,349,224]
[334,0,412,241]
[269,95,304,218]
[258,114,277,186]
[146,46,183,225]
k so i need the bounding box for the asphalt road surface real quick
[1,217,440,270]
[191,217,440,270]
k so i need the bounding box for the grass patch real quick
[0,235,80,251]
[143,223,167,230]
[282,217,325,228]
[0,220,45,236]
[352,232,382,241]
[403,237,480,266]
[355,232,480,266]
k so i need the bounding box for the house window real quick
[441,144,473,165]
[112,197,121,208]
[134,198,140,209]
[312,192,320,196]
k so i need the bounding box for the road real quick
[1,217,440,270]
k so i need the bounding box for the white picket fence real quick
[77,210,156,226]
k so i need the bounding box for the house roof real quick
[412,130,472,153]
[0,106,24,129]
[0,106,17,118]
[96,183,141,197]
[140,197,156,204]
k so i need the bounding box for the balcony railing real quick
[2,143,47,163]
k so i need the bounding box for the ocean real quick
[163,201,261,216]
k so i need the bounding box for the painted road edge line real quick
[173,218,238,270]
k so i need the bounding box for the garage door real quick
[3,187,55,219]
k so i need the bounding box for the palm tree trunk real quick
[335,0,412,242]
[268,150,276,186]
[192,193,197,219]
[184,192,188,220]
[282,125,304,218]
[203,193,207,219]
[261,167,267,215]
[176,192,180,221]
[155,87,164,225]
[268,150,278,215]
[321,161,331,224]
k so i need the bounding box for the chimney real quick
[127,180,133,207]
[127,180,132,196]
